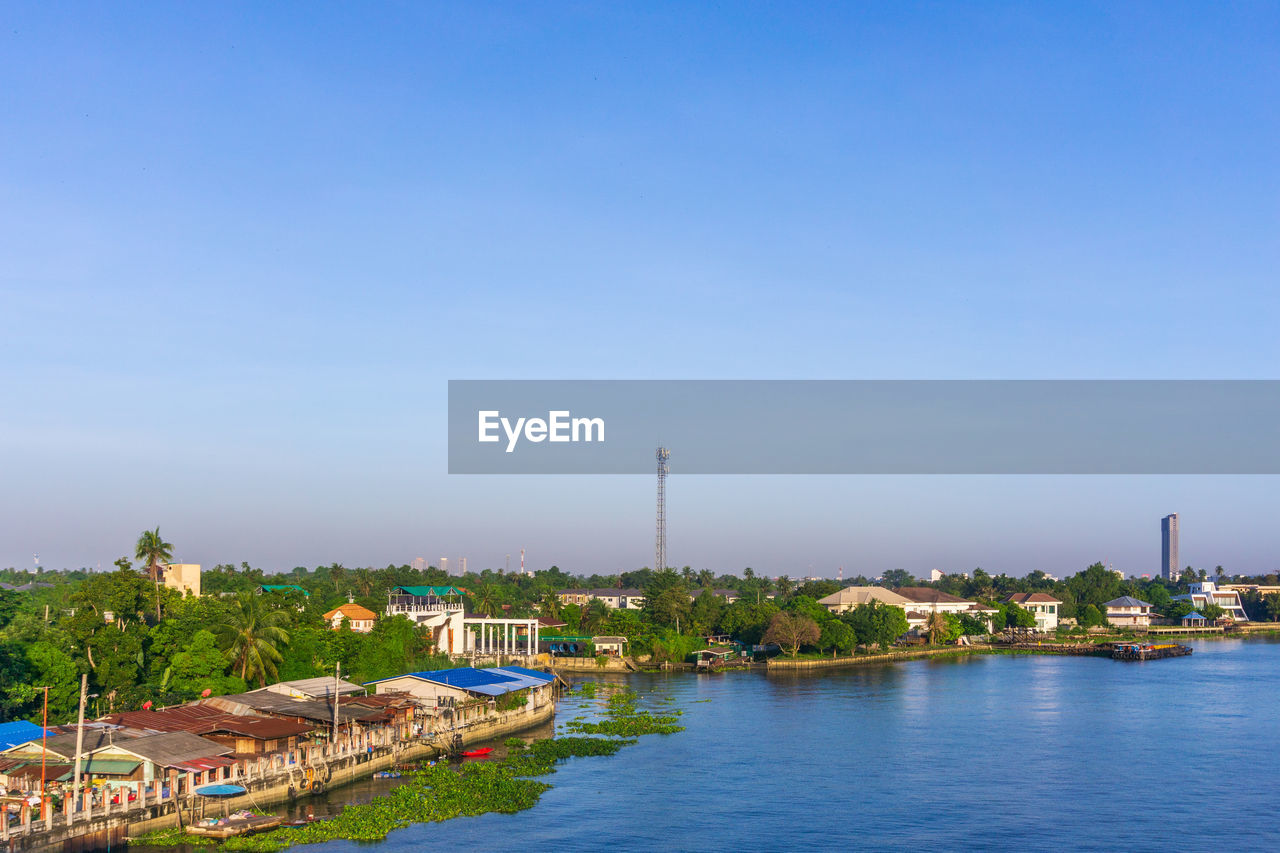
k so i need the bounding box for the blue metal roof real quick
[0,721,53,751]
[365,666,537,696]
[493,666,554,684]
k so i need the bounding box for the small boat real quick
[373,771,402,779]
[460,747,494,758]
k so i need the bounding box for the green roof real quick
[54,758,141,780]
[260,584,310,596]
[391,585,463,597]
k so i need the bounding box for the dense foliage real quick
[5,538,1279,722]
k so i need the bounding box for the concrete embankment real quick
[766,643,1116,672]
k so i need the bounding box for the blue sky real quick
[2,2,1278,577]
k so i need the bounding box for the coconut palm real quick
[539,590,562,621]
[472,584,499,617]
[135,527,174,621]
[354,568,375,598]
[581,598,610,635]
[217,591,292,687]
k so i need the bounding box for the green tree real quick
[1265,594,1280,622]
[538,590,562,621]
[217,591,291,687]
[1078,603,1107,629]
[690,589,723,635]
[642,570,692,630]
[880,569,914,588]
[819,620,855,657]
[844,602,909,650]
[763,612,820,656]
[134,527,174,621]
[168,630,246,699]
[581,599,610,635]
[472,585,499,617]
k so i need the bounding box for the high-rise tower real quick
[656,447,669,571]
[1161,513,1180,581]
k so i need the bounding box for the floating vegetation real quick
[563,687,685,737]
[133,698,670,852]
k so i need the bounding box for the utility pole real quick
[331,662,341,743]
[72,674,88,817]
[39,686,49,822]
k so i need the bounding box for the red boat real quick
[460,747,494,758]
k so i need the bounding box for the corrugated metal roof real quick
[366,666,548,696]
[494,666,555,683]
[208,692,380,724]
[52,758,140,780]
[110,732,232,768]
[0,720,53,751]
[1104,596,1153,608]
[252,678,367,699]
[101,707,311,739]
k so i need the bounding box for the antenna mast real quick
[656,447,670,571]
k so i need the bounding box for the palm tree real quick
[539,590,562,621]
[472,584,499,617]
[135,528,174,622]
[329,564,348,594]
[217,591,291,687]
[582,599,610,635]
[354,569,375,599]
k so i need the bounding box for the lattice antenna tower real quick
[655,447,670,571]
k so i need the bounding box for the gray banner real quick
[447,380,1280,474]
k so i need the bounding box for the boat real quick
[460,747,494,757]
[373,770,402,778]
[1111,642,1193,661]
[187,814,282,838]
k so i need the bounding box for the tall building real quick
[411,557,426,573]
[439,556,449,575]
[1161,513,1180,581]
[459,557,468,575]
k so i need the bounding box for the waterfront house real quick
[364,666,555,715]
[1103,596,1155,628]
[1002,593,1063,631]
[99,707,313,757]
[254,677,368,701]
[321,602,378,633]
[556,589,646,610]
[1,729,234,796]
[893,588,980,615]
[591,636,627,656]
[1172,582,1249,622]
[0,721,52,752]
[817,586,912,615]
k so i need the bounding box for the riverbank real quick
[130,684,681,852]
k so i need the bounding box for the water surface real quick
[316,638,1280,851]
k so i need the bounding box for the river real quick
[261,638,1280,851]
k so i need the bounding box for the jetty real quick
[1111,642,1193,661]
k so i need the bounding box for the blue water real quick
[318,638,1280,852]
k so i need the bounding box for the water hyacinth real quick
[132,688,675,852]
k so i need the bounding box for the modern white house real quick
[1172,582,1249,622]
[817,586,911,615]
[1003,592,1063,632]
[1103,596,1155,628]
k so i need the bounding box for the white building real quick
[1173,582,1249,622]
[1003,592,1063,632]
[1103,596,1154,628]
[385,585,471,654]
[818,586,911,615]
[556,589,646,610]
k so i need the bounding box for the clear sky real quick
[3,2,1278,578]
